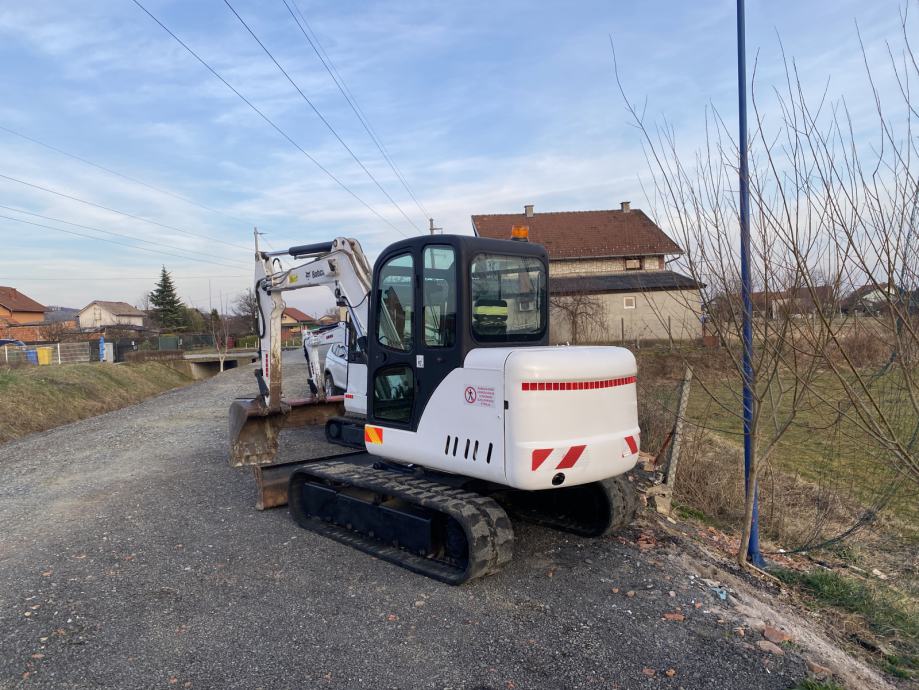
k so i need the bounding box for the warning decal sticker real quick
[464,385,495,408]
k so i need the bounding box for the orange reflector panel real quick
[364,425,383,444]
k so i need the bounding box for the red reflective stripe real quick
[555,444,586,470]
[531,448,553,471]
[520,376,636,391]
[625,435,638,454]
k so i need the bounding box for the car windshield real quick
[470,253,545,342]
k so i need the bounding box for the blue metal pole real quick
[737,0,763,566]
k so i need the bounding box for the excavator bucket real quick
[228,395,346,468]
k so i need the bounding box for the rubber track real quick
[289,460,514,585]
[510,475,638,537]
[604,475,638,534]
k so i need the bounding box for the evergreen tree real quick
[149,266,184,330]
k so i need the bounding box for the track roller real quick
[289,460,514,584]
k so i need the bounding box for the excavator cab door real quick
[368,252,418,428]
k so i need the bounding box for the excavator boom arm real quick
[229,235,373,469]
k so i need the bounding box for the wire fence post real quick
[737,0,763,566]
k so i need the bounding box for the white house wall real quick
[551,288,703,343]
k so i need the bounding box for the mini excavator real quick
[229,228,640,584]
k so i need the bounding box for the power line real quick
[0,172,250,251]
[284,0,431,222]
[130,0,411,239]
[0,204,248,269]
[5,275,247,281]
[0,123,255,228]
[223,0,421,235]
[0,213,246,269]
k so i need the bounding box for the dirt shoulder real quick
[0,361,193,443]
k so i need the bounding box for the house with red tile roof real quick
[281,307,318,341]
[0,286,46,324]
[472,202,702,342]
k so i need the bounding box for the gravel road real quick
[0,355,806,689]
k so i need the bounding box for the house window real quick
[625,258,641,270]
[623,296,636,309]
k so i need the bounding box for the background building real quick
[0,286,46,324]
[78,301,146,329]
[472,203,702,343]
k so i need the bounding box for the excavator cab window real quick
[423,246,456,348]
[470,253,545,342]
[373,365,414,422]
[376,253,414,351]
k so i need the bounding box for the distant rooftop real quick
[472,203,683,260]
[0,286,46,313]
[81,300,145,317]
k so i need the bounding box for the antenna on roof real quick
[428,218,443,235]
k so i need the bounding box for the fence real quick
[3,332,232,367]
[2,341,92,366]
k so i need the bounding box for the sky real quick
[0,0,905,315]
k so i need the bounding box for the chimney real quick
[620,201,631,212]
[524,204,534,218]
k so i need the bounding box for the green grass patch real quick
[0,362,193,444]
[775,568,918,679]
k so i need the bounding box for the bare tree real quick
[207,295,231,373]
[753,17,919,489]
[233,288,259,335]
[612,10,918,568]
[39,320,69,343]
[550,292,608,344]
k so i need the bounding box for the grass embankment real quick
[0,362,193,443]
[636,348,918,525]
[777,569,918,681]
[684,369,917,524]
[636,347,918,681]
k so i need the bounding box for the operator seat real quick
[473,298,508,336]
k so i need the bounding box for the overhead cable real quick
[225,0,422,234]
[0,204,248,269]
[0,213,246,269]
[284,0,431,222]
[0,172,250,251]
[131,0,411,239]
[0,123,256,229]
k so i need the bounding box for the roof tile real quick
[472,208,683,259]
[0,286,46,313]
